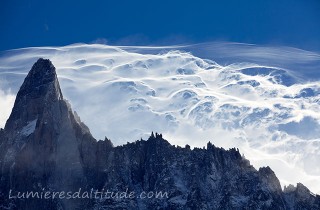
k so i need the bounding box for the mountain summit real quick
[5,58,63,131]
[0,58,98,209]
[0,59,319,209]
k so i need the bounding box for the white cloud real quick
[0,89,15,129]
[1,43,320,194]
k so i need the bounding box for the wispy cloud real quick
[0,89,15,129]
[1,42,320,194]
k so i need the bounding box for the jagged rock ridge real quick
[0,58,319,210]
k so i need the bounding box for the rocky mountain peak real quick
[0,59,98,209]
[4,58,63,131]
[17,58,62,100]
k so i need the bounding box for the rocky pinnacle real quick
[5,58,63,131]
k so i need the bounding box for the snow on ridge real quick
[21,118,37,136]
[0,43,320,194]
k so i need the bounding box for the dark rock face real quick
[0,58,319,209]
[0,59,98,209]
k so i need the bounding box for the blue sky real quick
[1,0,319,51]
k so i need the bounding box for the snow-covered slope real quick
[0,43,320,194]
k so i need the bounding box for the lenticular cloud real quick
[1,42,320,194]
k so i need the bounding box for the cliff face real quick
[0,59,319,210]
[0,59,100,209]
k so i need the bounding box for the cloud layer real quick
[1,43,320,194]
